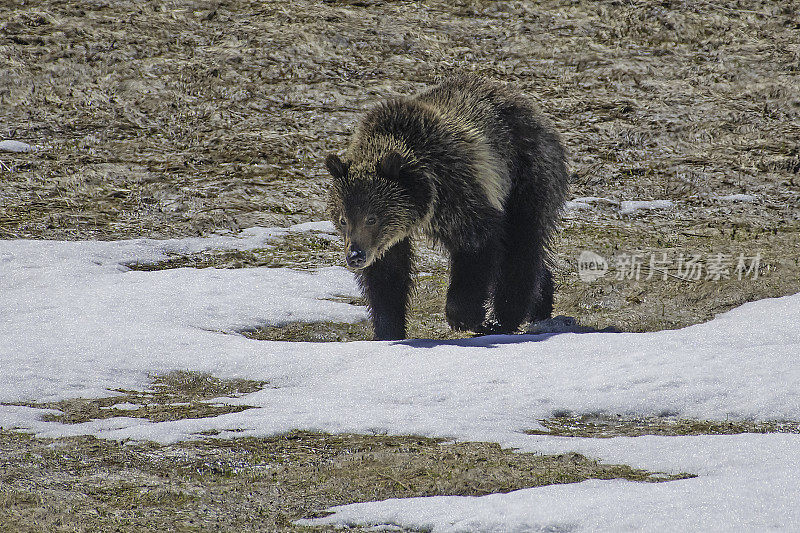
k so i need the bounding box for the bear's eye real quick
[365,216,377,226]
[339,216,347,226]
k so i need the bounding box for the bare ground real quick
[2,0,800,530]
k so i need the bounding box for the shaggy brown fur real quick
[326,74,568,340]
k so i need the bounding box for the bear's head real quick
[325,151,433,269]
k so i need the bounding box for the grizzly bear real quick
[325,74,568,340]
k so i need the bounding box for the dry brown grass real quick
[1,0,797,240]
[528,414,800,438]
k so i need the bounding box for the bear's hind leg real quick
[492,194,543,333]
[446,243,498,332]
[358,238,414,340]
[529,264,554,323]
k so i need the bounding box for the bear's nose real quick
[346,247,367,268]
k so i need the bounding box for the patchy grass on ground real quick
[126,232,343,272]
[242,319,373,342]
[528,415,800,438]
[0,430,693,532]
[4,371,267,424]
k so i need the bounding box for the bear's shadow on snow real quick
[396,333,559,349]
[397,316,619,349]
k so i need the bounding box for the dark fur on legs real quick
[530,265,554,323]
[490,97,565,333]
[493,231,541,333]
[445,241,500,331]
[356,238,414,340]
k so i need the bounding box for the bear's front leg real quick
[446,244,497,332]
[356,238,414,340]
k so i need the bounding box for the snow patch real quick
[566,197,674,217]
[0,228,365,404]
[619,199,673,215]
[0,140,34,152]
[715,194,758,203]
[565,200,595,211]
[288,220,336,234]
[571,196,620,206]
[103,403,141,411]
[288,220,340,241]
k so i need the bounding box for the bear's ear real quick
[325,154,349,181]
[378,151,406,181]
[379,151,432,211]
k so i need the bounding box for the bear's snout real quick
[346,246,367,269]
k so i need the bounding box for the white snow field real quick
[2,225,800,531]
